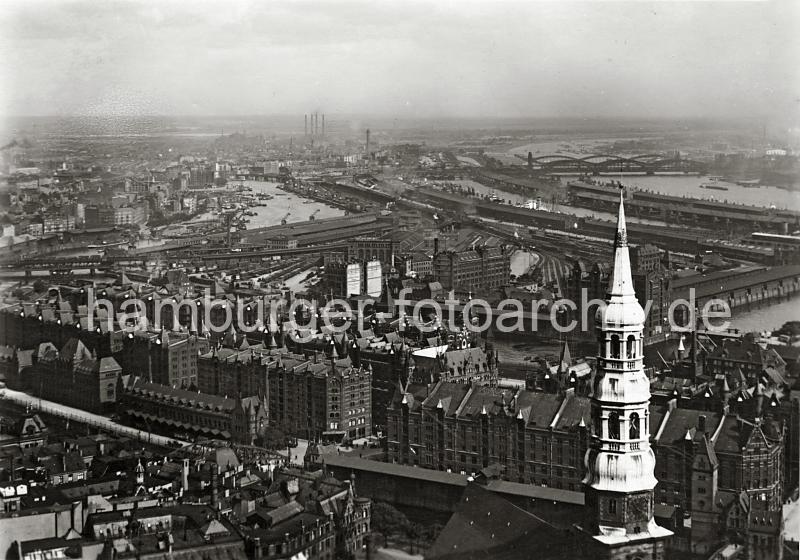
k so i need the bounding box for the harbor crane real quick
[222,207,247,249]
[280,212,290,225]
[309,209,319,221]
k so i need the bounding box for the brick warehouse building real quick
[23,338,121,414]
[194,331,373,443]
[119,378,267,444]
[268,348,372,442]
[119,329,207,390]
[197,336,274,398]
[432,245,510,295]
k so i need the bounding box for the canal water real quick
[132,180,345,251]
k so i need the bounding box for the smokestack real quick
[322,114,325,137]
[434,237,439,256]
[304,114,307,137]
[366,128,371,159]
[211,463,220,511]
[315,112,319,135]
[182,458,189,492]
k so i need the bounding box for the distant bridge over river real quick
[516,153,708,174]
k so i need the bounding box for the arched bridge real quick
[519,153,708,174]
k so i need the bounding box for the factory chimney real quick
[322,114,325,137]
[315,112,319,135]
[182,458,189,493]
[365,128,371,159]
[211,463,220,512]
[304,114,308,137]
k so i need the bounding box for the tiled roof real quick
[127,379,235,411]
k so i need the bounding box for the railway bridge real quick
[523,153,707,175]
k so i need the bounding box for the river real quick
[725,296,800,333]
[445,178,670,225]
[241,180,345,228]
[502,140,798,211]
[592,175,799,212]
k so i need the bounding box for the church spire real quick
[583,189,671,553]
[606,188,636,300]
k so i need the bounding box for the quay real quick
[671,264,800,310]
[568,180,799,233]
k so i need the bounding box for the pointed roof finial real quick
[559,340,572,372]
[754,379,764,419]
[614,186,627,249]
[606,185,636,299]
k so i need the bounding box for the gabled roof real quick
[199,518,230,538]
[98,356,121,374]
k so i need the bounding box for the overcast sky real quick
[1,0,797,120]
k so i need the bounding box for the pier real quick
[568,180,799,233]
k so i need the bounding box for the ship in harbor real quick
[700,183,729,191]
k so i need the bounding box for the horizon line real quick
[0,113,775,122]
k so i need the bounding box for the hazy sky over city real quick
[0,0,797,120]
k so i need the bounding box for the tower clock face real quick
[629,495,650,520]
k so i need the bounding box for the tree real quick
[32,279,48,293]
[258,426,288,450]
[775,321,800,337]
[371,501,410,543]
[405,522,423,554]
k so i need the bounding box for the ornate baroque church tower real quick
[582,189,672,559]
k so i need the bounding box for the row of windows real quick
[602,334,641,360]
